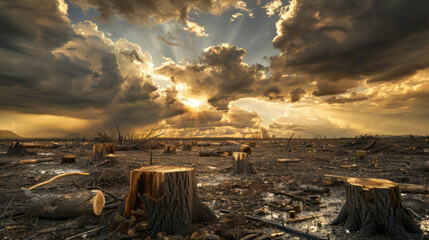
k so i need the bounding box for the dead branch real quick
[26,172,89,190]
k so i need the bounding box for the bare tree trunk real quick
[331,177,421,239]
[124,166,216,236]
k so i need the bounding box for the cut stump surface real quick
[331,177,421,239]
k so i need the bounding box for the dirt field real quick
[0,137,428,239]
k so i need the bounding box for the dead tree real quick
[114,122,124,145]
[115,127,164,151]
[24,190,105,219]
[331,177,421,239]
[92,128,114,143]
[124,166,216,236]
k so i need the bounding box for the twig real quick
[26,172,89,190]
[64,224,108,240]
[220,209,327,240]
[1,192,18,240]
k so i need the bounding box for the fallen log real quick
[218,144,252,155]
[124,166,216,236]
[199,149,229,157]
[22,142,60,149]
[331,177,421,239]
[323,174,429,194]
[277,158,300,163]
[10,157,55,167]
[24,189,105,218]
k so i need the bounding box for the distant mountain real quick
[0,130,20,139]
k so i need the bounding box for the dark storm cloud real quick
[325,93,370,104]
[0,0,74,54]
[156,43,270,110]
[263,86,284,101]
[164,106,261,135]
[70,0,240,24]
[0,1,186,131]
[290,87,305,102]
[270,0,429,97]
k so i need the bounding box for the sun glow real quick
[181,97,204,109]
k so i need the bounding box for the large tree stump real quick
[7,141,29,156]
[124,166,216,236]
[331,177,421,239]
[92,143,114,162]
[232,152,256,174]
[24,190,105,219]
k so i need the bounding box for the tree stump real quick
[182,143,192,151]
[355,150,366,160]
[24,190,105,219]
[164,145,177,154]
[232,152,257,174]
[61,155,76,164]
[124,166,216,236]
[92,143,114,162]
[331,177,421,239]
[7,141,29,156]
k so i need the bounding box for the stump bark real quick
[232,152,256,174]
[124,166,216,236]
[92,143,114,162]
[24,190,105,219]
[331,177,421,239]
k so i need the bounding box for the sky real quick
[0,0,429,138]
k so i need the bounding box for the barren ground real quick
[0,137,428,240]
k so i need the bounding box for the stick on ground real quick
[27,172,89,190]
